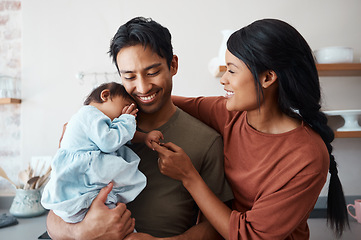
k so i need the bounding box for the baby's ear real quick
[100,89,111,102]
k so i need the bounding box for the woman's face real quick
[220,50,260,112]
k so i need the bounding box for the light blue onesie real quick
[41,105,147,223]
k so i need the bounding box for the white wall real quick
[17,0,361,196]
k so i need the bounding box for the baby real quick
[41,82,163,223]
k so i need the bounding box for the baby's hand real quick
[122,103,138,117]
[145,130,164,150]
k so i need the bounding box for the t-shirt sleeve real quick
[172,96,230,134]
[229,170,327,240]
[199,135,234,203]
[88,114,136,153]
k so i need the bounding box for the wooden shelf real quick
[316,63,361,76]
[215,66,227,77]
[215,63,361,77]
[0,98,21,104]
[334,131,361,138]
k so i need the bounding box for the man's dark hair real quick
[109,17,173,71]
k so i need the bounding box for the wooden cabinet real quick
[318,63,361,138]
[214,63,361,138]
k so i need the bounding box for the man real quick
[46,17,233,240]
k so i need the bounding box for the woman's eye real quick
[228,70,235,74]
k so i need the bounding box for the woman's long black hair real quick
[227,19,349,237]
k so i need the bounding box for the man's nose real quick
[136,76,152,94]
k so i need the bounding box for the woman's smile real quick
[224,89,234,99]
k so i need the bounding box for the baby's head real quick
[84,82,135,120]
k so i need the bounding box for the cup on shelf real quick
[323,110,361,131]
[347,199,361,224]
[0,76,16,98]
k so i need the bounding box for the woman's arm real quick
[153,142,232,239]
[172,96,229,134]
[46,183,135,240]
[154,141,328,239]
[124,211,224,240]
[165,214,224,240]
[181,171,232,239]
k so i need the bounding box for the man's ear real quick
[261,70,278,89]
[170,55,178,76]
[100,89,110,102]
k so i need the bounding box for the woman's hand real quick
[152,142,231,239]
[151,142,198,184]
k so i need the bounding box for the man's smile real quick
[136,91,158,104]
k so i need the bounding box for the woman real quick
[152,19,348,239]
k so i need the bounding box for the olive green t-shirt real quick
[127,108,233,237]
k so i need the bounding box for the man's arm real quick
[58,123,68,148]
[124,212,223,240]
[47,210,79,240]
[47,183,135,240]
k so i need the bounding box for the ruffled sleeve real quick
[88,113,136,153]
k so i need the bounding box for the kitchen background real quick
[0,0,360,203]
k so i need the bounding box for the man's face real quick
[116,44,177,114]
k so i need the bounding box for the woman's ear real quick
[261,70,278,89]
[100,89,110,102]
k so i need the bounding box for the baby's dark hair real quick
[84,82,133,105]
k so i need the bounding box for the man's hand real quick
[47,182,135,240]
[79,182,135,239]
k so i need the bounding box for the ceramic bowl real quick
[314,47,353,64]
[324,109,361,131]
